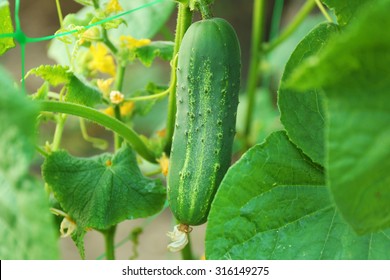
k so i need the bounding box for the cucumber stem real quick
[164,3,193,155]
[264,0,316,53]
[103,226,117,260]
[243,0,266,143]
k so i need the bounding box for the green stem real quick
[125,88,170,102]
[114,65,126,91]
[114,105,123,150]
[181,234,195,260]
[264,0,316,53]
[52,114,67,151]
[243,0,266,141]
[315,0,333,22]
[79,118,108,150]
[163,3,193,154]
[102,29,118,54]
[269,0,285,41]
[113,65,126,150]
[55,0,64,26]
[103,226,116,260]
[39,101,157,163]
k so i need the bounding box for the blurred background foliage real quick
[0,0,327,259]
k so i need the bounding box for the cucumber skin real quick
[167,18,241,226]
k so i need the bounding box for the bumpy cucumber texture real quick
[167,18,241,226]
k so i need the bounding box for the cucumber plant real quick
[0,0,389,260]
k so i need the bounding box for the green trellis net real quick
[0,0,168,89]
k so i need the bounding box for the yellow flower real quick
[97,78,114,98]
[120,35,151,49]
[102,106,115,117]
[102,101,134,117]
[120,101,134,116]
[158,153,169,177]
[105,0,123,14]
[88,43,116,77]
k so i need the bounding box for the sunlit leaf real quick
[0,1,15,56]
[206,131,390,259]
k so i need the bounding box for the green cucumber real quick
[167,18,241,226]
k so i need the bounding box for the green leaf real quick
[27,65,102,107]
[26,65,72,86]
[321,0,370,26]
[206,131,390,259]
[108,0,175,41]
[42,144,166,231]
[289,0,390,234]
[0,1,15,56]
[278,23,339,166]
[0,66,59,259]
[65,75,102,107]
[135,41,174,67]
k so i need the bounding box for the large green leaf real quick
[0,0,15,56]
[206,131,390,259]
[289,0,390,234]
[321,0,371,26]
[0,67,59,259]
[42,144,166,231]
[278,23,339,166]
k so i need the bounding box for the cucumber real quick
[167,18,241,226]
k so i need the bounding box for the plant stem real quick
[39,101,157,163]
[114,105,123,150]
[243,0,266,141]
[114,65,126,92]
[181,234,195,260]
[125,88,170,102]
[269,0,285,41]
[113,65,126,149]
[163,3,193,154]
[52,114,67,151]
[102,29,118,54]
[264,0,316,53]
[315,0,333,23]
[55,0,64,26]
[79,118,108,150]
[103,226,117,260]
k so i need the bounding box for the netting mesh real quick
[0,0,167,88]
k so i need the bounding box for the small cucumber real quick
[167,18,241,226]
